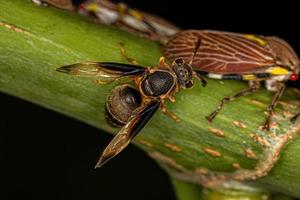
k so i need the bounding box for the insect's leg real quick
[158,56,171,69]
[194,72,207,87]
[262,82,286,130]
[118,42,139,65]
[168,95,176,103]
[291,113,300,123]
[206,81,260,122]
[160,100,180,122]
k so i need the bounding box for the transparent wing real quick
[56,62,146,81]
[95,100,160,168]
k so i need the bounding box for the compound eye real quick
[175,58,185,65]
[290,73,299,81]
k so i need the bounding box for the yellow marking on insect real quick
[129,9,143,21]
[267,67,290,75]
[244,34,267,46]
[85,2,99,12]
[117,3,127,16]
[242,74,256,80]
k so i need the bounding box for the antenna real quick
[189,38,201,65]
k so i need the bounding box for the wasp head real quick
[171,58,194,88]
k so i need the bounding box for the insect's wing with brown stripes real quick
[34,0,74,10]
[164,30,275,74]
[56,62,146,82]
[95,100,160,168]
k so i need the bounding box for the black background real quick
[2,1,300,200]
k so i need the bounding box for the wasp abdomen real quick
[141,71,175,96]
[105,85,142,127]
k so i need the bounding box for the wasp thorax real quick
[141,71,175,97]
[105,85,142,127]
[172,58,194,88]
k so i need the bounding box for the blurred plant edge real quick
[1,1,300,199]
[171,178,296,200]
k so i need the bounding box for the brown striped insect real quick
[32,0,74,10]
[78,0,180,41]
[33,0,180,40]
[164,30,300,130]
[56,44,205,167]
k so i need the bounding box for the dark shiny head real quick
[171,58,194,88]
[105,85,142,127]
[141,71,175,97]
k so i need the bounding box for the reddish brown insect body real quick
[78,0,180,40]
[33,0,180,40]
[164,30,300,130]
[33,0,74,10]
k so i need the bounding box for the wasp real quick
[56,44,205,167]
[163,30,299,130]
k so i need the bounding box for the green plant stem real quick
[171,178,271,200]
[1,0,300,199]
[171,177,203,200]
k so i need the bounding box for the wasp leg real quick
[206,81,260,122]
[168,95,176,103]
[291,113,300,123]
[160,101,180,122]
[118,42,139,65]
[262,82,286,130]
[158,56,171,69]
